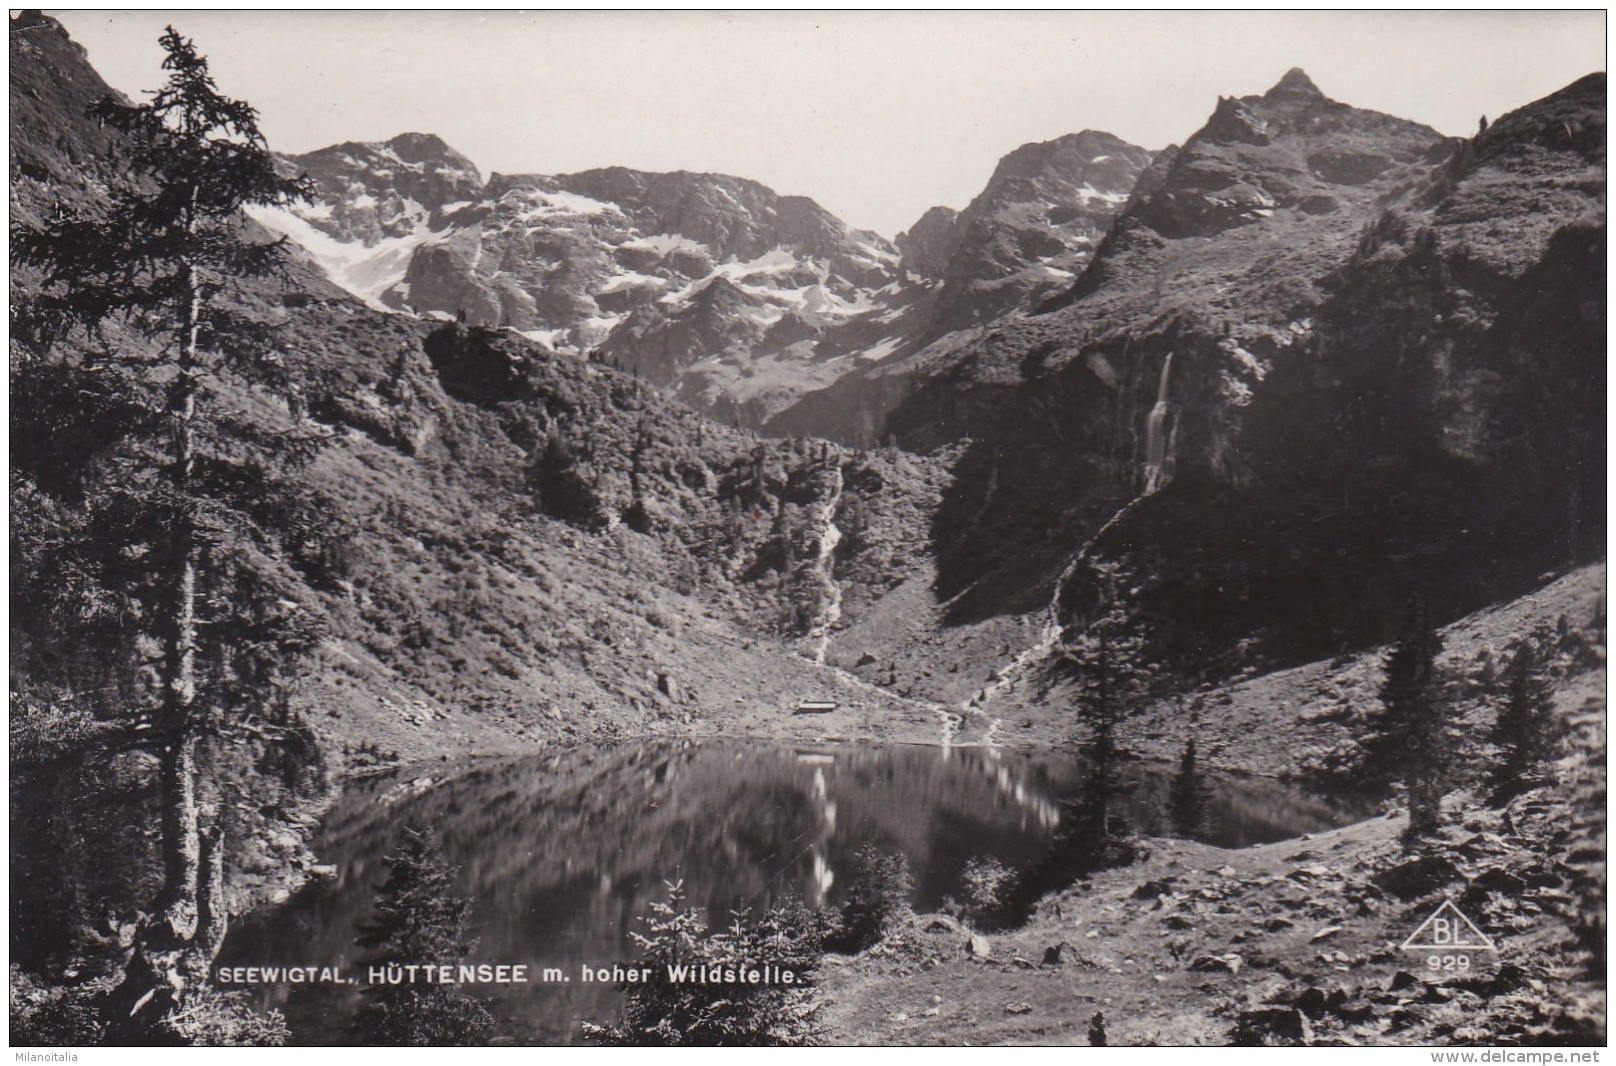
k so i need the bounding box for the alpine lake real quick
[219,738,1367,1044]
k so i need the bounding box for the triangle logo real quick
[1401,899,1498,952]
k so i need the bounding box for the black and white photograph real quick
[9,7,1607,1049]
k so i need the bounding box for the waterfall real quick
[1142,352,1177,494]
[969,352,1182,713]
[806,459,845,666]
[794,449,977,748]
[797,356,1183,746]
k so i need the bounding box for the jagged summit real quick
[383,131,477,170]
[1265,67,1325,100]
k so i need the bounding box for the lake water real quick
[219,739,1363,1044]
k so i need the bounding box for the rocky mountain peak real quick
[1118,70,1443,242]
[272,133,485,251]
[384,131,481,177]
[975,131,1151,210]
[897,206,961,279]
[909,129,1152,336]
[1265,67,1325,101]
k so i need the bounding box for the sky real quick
[50,10,1607,238]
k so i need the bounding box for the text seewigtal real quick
[215,964,531,984]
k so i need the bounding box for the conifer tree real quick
[353,828,495,1046]
[1050,564,1156,875]
[11,25,324,1030]
[1358,601,1450,840]
[1487,637,1561,803]
[583,881,824,1046]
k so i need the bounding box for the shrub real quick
[582,881,824,1046]
[9,967,105,1046]
[159,986,290,1047]
[826,844,914,953]
[951,857,1017,931]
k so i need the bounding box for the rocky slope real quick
[821,579,1606,1046]
[824,764,1605,1046]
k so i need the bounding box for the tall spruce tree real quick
[1359,601,1450,841]
[11,26,323,1031]
[1051,564,1156,876]
[1488,637,1560,803]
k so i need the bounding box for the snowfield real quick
[245,203,446,310]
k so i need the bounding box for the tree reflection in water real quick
[221,739,1364,1044]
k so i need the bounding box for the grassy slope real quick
[285,345,954,764]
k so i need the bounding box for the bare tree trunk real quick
[189,825,229,982]
[156,262,204,937]
[155,731,201,939]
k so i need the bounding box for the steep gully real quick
[798,353,1179,748]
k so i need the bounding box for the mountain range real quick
[14,6,1604,737]
[16,5,1607,728]
[248,122,1154,432]
[8,11,1605,973]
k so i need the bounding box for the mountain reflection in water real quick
[220,740,1364,1044]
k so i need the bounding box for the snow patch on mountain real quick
[598,272,669,296]
[246,203,446,309]
[1077,183,1130,205]
[511,188,621,221]
[517,327,572,351]
[622,233,712,257]
[659,249,809,306]
[859,335,905,362]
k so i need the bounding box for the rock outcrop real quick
[862,69,1604,673]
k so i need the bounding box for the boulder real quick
[1471,868,1528,896]
[1189,953,1244,975]
[1488,963,1530,995]
[1232,1007,1311,1046]
[1374,853,1460,899]
[1389,970,1423,993]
